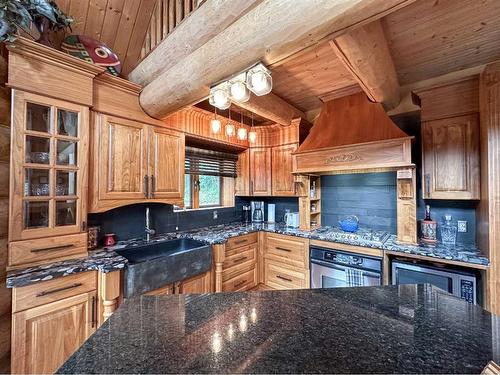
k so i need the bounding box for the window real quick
[184,174,222,209]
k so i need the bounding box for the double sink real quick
[116,238,212,298]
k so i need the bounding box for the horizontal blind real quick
[185,147,238,177]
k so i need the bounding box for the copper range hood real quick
[293,92,414,174]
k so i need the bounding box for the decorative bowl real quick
[338,215,359,232]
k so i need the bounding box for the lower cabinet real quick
[144,271,213,296]
[12,289,97,374]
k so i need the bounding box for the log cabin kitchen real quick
[0,0,500,373]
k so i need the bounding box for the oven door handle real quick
[311,259,381,278]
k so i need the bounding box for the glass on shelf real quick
[25,135,50,164]
[23,201,49,229]
[26,102,51,133]
[24,169,50,197]
[57,109,78,137]
[55,200,77,226]
[56,170,76,196]
[56,140,77,166]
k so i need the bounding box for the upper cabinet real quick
[415,77,480,200]
[9,91,89,241]
[235,149,250,196]
[89,114,184,212]
[249,148,272,196]
[272,143,298,196]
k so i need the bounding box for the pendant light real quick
[237,112,247,140]
[225,108,235,137]
[248,113,257,143]
[209,82,231,110]
[210,107,221,134]
[229,72,250,103]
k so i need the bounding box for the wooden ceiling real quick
[53,0,156,75]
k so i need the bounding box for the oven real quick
[310,247,382,289]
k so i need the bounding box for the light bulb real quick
[225,122,235,137]
[209,87,231,109]
[230,81,250,103]
[248,130,257,143]
[248,68,272,96]
[211,118,221,134]
[237,127,247,140]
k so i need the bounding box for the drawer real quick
[226,233,258,251]
[12,271,97,313]
[222,267,257,292]
[223,243,257,270]
[223,260,255,283]
[265,233,308,269]
[264,260,309,290]
[8,233,88,269]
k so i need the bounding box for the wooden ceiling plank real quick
[138,0,415,119]
[111,0,142,64]
[121,0,158,76]
[329,19,400,110]
[236,93,305,126]
[52,0,71,48]
[68,0,91,35]
[99,0,126,48]
[129,0,265,86]
[84,0,109,41]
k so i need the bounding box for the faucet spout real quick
[145,207,155,242]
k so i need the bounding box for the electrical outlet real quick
[213,210,218,220]
[457,220,467,233]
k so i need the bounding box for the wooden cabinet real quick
[271,143,298,196]
[177,271,212,294]
[90,113,185,212]
[235,150,250,196]
[11,272,98,374]
[422,114,480,199]
[9,91,89,242]
[249,148,272,196]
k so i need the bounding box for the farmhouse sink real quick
[118,238,212,298]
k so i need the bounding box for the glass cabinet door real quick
[11,91,89,240]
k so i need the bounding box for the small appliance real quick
[267,204,276,223]
[251,201,264,223]
[310,247,382,288]
[284,212,300,228]
[392,260,478,304]
[242,205,251,224]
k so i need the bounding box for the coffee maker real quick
[251,201,265,223]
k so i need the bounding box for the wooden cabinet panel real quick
[222,267,257,292]
[98,115,148,200]
[264,260,308,290]
[177,271,212,294]
[223,243,257,270]
[144,283,175,296]
[148,127,184,199]
[225,232,257,251]
[235,149,250,196]
[11,291,97,374]
[8,233,87,269]
[265,233,309,269]
[422,114,479,199]
[249,148,272,196]
[272,143,298,196]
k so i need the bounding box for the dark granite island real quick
[58,285,498,374]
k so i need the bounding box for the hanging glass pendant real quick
[248,112,257,143]
[210,107,221,134]
[237,127,247,140]
[225,122,235,137]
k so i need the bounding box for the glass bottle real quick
[310,181,316,198]
[421,205,437,244]
[440,215,457,246]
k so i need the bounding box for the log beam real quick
[329,20,400,110]
[137,0,416,119]
[237,93,305,126]
[128,0,265,86]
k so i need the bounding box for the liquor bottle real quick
[421,205,437,244]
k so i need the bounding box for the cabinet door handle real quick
[275,247,292,252]
[425,174,430,197]
[276,275,292,282]
[144,175,149,198]
[233,239,247,245]
[150,175,155,199]
[91,296,97,328]
[234,280,247,288]
[30,244,74,253]
[250,181,253,195]
[36,283,82,297]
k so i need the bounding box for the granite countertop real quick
[58,284,498,374]
[6,222,489,288]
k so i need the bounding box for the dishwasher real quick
[310,246,382,289]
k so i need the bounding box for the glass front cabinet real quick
[10,90,89,241]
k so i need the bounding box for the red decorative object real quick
[104,233,116,247]
[61,35,121,76]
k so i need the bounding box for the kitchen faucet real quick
[145,206,155,242]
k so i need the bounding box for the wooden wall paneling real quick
[67,0,91,35]
[99,0,127,48]
[162,0,170,37]
[84,0,108,41]
[168,0,175,33]
[110,0,141,64]
[175,0,183,25]
[479,62,500,314]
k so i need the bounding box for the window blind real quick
[185,147,238,177]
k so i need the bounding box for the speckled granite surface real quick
[58,284,499,374]
[7,222,489,288]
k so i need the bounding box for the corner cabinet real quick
[89,113,184,212]
[271,143,298,196]
[249,148,272,196]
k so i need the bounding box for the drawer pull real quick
[276,275,292,282]
[234,280,247,288]
[91,296,97,328]
[30,244,74,253]
[233,239,248,245]
[233,256,248,263]
[36,283,83,297]
[275,247,292,253]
